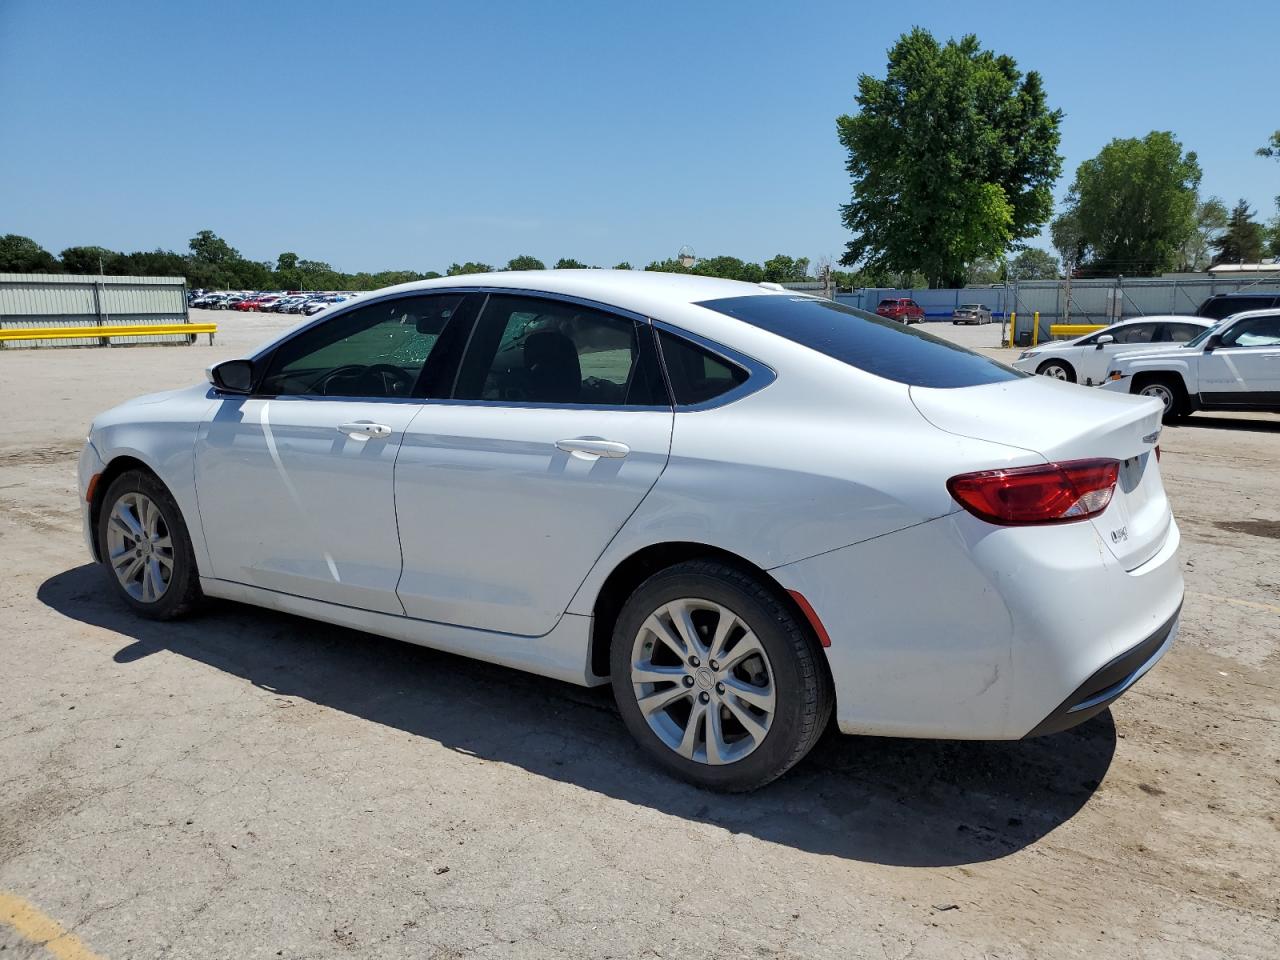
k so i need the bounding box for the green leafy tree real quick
[837,29,1063,287]
[0,234,60,272]
[1257,131,1280,161]
[1178,198,1229,272]
[1007,247,1059,280]
[505,255,545,271]
[1049,209,1085,272]
[116,249,187,277]
[965,258,1005,285]
[554,257,588,269]
[59,245,120,274]
[1267,202,1280,258]
[446,261,494,276]
[1210,199,1266,265]
[645,258,692,273]
[762,254,810,283]
[1060,132,1201,276]
[692,255,764,283]
[188,230,239,266]
[612,261,633,271]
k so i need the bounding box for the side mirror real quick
[1096,334,1115,349]
[1203,334,1222,352]
[207,359,256,394]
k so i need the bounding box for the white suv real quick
[1101,309,1280,420]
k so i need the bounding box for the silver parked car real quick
[952,303,993,325]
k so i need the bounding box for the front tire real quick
[97,470,202,620]
[1133,375,1188,422]
[1036,359,1077,382]
[609,560,832,792]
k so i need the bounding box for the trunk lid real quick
[910,377,1171,570]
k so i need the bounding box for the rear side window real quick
[453,294,667,406]
[696,295,1024,389]
[657,330,748,405]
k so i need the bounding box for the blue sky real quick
[1,0,1276,273]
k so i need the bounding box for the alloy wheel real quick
[105,491,174,603]
[1139,382,1174,413]
[1042,364,1070,380]
[630,598,776,765]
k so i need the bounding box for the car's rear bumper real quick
[1022,604,1179,738]
[769,510,1184,740]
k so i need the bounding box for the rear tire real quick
[1133,375,1188,422]
[610,560,832,792]
[1036,359,1077,383]
[97,470,202,620]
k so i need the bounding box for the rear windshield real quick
[696,295,1025,389]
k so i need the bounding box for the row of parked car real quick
[874,298,995,324]
[188,291,357,316]
[1014,290,1280,421]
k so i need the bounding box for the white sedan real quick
[1013,315,1212,385]
[80,271,1183,790]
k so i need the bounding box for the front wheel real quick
[1134,376,1188,422]
[97,470,202,620]
[610,560,832,792]
[1036,359,1077,382]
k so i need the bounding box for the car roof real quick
[373,269,793,316]
[1111,315,1211,325]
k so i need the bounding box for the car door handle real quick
[555,438,630,460]
[338,421,393,439]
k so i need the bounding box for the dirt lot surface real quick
[2,310,1278,958]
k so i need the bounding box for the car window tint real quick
[1164,324,1201,343]
[657,330,749,405]
[1222,314,1280,347]
[1112,323,1159,344]
[258,293,467,398]
[453,294,667,406]
[696,295,1024,389]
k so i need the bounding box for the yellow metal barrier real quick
[1048,323,1105,339]
[1006,311,1016,348]
[0,322,217,344]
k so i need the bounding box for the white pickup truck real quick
[1100,309,1280,420]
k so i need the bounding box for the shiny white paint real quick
[81,270,1185,737]
[1012,316,1211,385]
[394,403,673,634]
[1101,308,1280,401]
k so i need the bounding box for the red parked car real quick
[875,298,924,324]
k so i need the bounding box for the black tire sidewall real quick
[609,563,825,791]
[97,470,200,619]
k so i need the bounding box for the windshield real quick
[696,295,1024,389]
[1184,319,1227,348]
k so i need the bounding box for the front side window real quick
[697,295,1023,389]
[453,294,667,406]
[1221,314,1280,348]
[258,293,468,398]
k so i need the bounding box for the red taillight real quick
[947,458,1119,526]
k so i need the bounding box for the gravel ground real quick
[1,308,1277,959]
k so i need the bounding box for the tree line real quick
[837,29,1280,285]
[0,229,838,291]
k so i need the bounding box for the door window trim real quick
[240,284,777,411]
[435,289,674,412]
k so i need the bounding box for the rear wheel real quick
[1036,359,1076,382]
[97,470,202,620]
[1134,375,1188,422]
[610,560,832,792]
